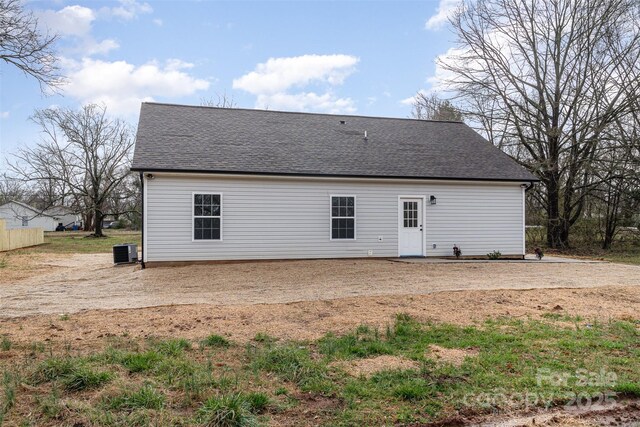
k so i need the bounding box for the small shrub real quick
[107,384,165,410]
[153,338,191,357]
[0,337,11,351]
[202,334,231,348]
[245,392,269,413]
[0,257,7,269]
[487,250,502,260]
[198,393,259,427]
[62,366,112,391]
[59,314,70,321]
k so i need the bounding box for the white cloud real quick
[82,38,120,56]
[0,111,9,119]
[400,94,419,106]
[37,5,119,57]
[425,0,460,30]
[62,58,210,116]
[256,92,356,114]
[153,18,163,26]
[234,54,358,94]
[99,0,153,21]
[233,54,359,113]
[426,46,468,92]
[37,5,95,37]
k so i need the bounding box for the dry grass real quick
[426,344,479,367]
[332,355,420,377]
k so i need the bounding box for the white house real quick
[45,206,82,229]
[0,201,81,231]
[0,201,58,231]
[131,103,538,266]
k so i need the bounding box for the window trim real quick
[191,192,223,242]
[329,194,356,241]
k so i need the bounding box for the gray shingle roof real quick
[131,102,537,182]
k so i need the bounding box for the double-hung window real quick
[193,193,221,240]
[330,196,355,239]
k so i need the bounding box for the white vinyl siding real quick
[144,173,526,262]
[0,202,57,231]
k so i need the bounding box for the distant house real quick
[0,201,81,231]
[45,206,82,229]
[131,103,538,265]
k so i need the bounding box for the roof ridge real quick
[141,102,465,124]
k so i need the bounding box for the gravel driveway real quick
[1,254,638,318]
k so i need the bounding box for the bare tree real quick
[410,92,464,121]
[0,0,61,92]
[441,0,640,248]
[103,171,141,229]
[592,107,640,249]
[200,91,237,108]
[9,104,134,237]
[0,175,26,205]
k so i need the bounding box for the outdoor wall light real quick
[430,195,437,205]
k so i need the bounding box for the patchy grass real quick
[105,384,165,410]
[13,231,141,254]
[598,248,640,265]
[33,357,112,391]
[0,336,11,352]
[548,245,640,266]
[0,317,638,425]
[202,334,232,348]
[197,393,259,427]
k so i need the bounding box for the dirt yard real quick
[0,252,638,347]
[0,253,639,318]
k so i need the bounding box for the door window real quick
[403,201,418,228]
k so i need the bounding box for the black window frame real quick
[192,193,222,241]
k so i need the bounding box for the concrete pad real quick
[392,254,607,264]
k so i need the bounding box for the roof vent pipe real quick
[364,130,368,141]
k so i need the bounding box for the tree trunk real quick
[93,209,104,237]
[545,173,569,248]
[83,212,92,231]
[602,191,620,250]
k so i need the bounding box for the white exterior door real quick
[398,198,424,256]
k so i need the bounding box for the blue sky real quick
[1,0,458,159]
